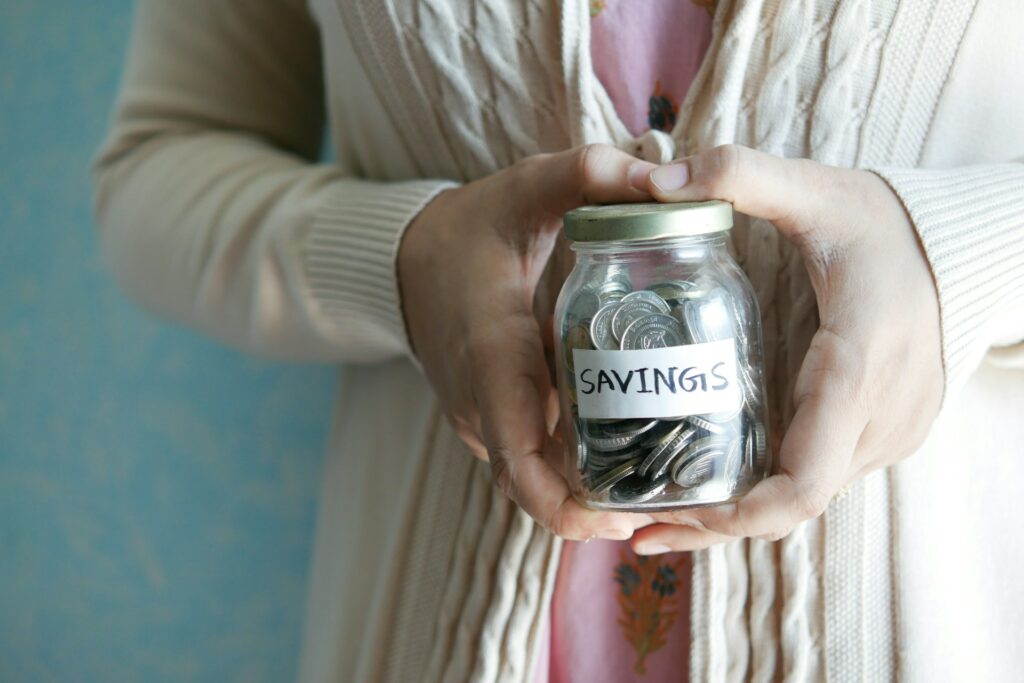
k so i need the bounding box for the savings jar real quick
[554,200,771,511]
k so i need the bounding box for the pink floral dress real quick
[534,2,714,681]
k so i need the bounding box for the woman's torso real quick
[299,1,1024,681]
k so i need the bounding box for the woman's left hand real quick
[628,144,944,554]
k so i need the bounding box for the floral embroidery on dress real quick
[613,550,687,674]
[647,79,679,132]
[590,0,607,18]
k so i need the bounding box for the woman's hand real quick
[398,144,657,542]
[629,144,944,553]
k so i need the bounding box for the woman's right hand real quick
[398,144,657,541]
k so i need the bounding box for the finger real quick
[648,359,864,540]
[470,308,637,541]
[631,522,735,554]
[644,144,839,240]
[531,143,657,218]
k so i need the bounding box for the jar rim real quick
[563,200,732,242]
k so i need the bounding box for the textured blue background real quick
[0,3,336,680]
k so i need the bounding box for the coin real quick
[589,302,621,350]
[685,413,729,435]
[682,288,734,343]
[620,290,672,312]
[672,449,717,488]
[587,457,641,495]
[587,443,649,469]
[639,423,691,477]
[609,471,669,504]
[646,280,706,302]
[600,289,627,305]
[737,362,760,406]
[620,314,687,349]
[563,324,592,372]
[611,300,667,341]
[567,290,601,322]
[582,418,659,451]
[749,418,767,469]
[705,401,743,424]
[669,436,731,486]
[574,420,589,471]
[645,426,699,479]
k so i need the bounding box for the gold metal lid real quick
[563,200,733,242]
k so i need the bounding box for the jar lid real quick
[563,200,733,242]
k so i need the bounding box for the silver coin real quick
[611,300,665,341]
[737,362,760,407]
[566,290,601,323]
[682,288,735,344]
[592,418,660,438]
[587,457,641,495]
[574,421,588,471]
[582,418,658,451]
[620,290,671,313]
[672,449,718,488]
[600,289,627,305]
[639,424,695,477]
[723,435,744,476]
[587,444,649,469]
[641,420,684,449]
[620,314,687,350]
[609,472,669,504]
[744,426,755,471]
[646,280,706,302]
[750,418,768,470]
[646,426,699,479]
[588,302,621,350]
[685,413,728,435]
[668,436,732,487]
[563,323,592,372]
[705,399,744,424]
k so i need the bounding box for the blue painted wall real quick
[1,3,336,680]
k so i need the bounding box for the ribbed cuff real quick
[303,178,460,360]
[869,164,1024,402]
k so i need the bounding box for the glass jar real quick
[554,200,771,511]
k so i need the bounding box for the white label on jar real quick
[572,338,742,419]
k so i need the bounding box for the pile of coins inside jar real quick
[562,267,769,507]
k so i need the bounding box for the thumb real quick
[643,144,835,242]
[529,143,657,219]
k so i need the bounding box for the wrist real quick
[397,186,457,361]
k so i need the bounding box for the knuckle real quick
[721,510,753,539]
[575,143,613,191]
[758,527,793,542]
[794,483,831,521]
[543,504,572,539]
[489,452,516,498]
[705,144,743,196]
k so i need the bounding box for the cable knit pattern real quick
[723,540,750,682]
[747,539,779,683]
[338,0,572,180]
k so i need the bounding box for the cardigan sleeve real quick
[91,0,458,363]
[870,163,1024,401]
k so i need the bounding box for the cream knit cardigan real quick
[94,0,1024,681]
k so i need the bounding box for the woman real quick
[93,0,1024,680]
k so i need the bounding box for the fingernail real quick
[650,162,689,192]
[636,543,672,555]
[627,161,656,192]
[598,527,633,541]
